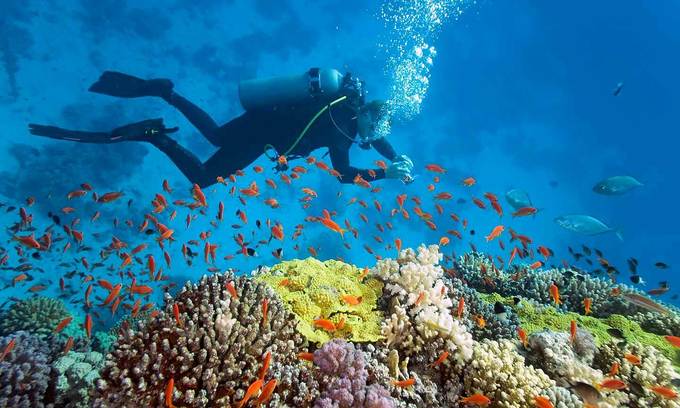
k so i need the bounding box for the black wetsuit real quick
[150,91,397,187]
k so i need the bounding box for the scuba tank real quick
[238,68,363,111]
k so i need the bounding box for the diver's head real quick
[357,99,389,147]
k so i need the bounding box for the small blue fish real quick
[592,176,643,196]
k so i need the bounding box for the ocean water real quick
[1,0,679,406]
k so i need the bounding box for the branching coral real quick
[256,257,385,344]
[374,244,473,366]
[459,339,554,408]
[0,331,59,408]
[93,272,307,407]
[0,296,71,338]
[594,341,680,408]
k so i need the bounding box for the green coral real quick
[480,293,680,369]
[256,257,384,344]
[0,296,72,338]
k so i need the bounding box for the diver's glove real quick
[385,158,413,180]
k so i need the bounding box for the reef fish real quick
[592,176,643,195]
[623,292,668,315]
[504,189,532,211]
[553,215,623,241]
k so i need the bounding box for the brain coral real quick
[0,296,71,338]
[255,257,385,344]
[93,272,307,407]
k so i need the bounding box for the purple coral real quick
[313,339,394,408]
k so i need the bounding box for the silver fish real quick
[592,176,643,195]
[504,189,532,210]
[554,214,623,241]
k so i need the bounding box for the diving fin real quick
[88,71,173,98]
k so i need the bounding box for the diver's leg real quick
[163,91,222,146]
[149,135,217,187]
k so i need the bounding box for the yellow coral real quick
[256,257,384,344]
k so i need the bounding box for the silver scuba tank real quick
[238,68,345,111]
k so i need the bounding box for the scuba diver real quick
[28,69,414,187]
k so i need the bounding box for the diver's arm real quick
[328,144,386,184]
[371,137,398,161]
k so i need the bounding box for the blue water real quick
[0,0,678,326]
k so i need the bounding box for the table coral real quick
[256,257,385,344]
[0,296,71,338]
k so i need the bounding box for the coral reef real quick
[594,341,680,408]
[256,257,385,344]
[313,339,393,407]
[490,295,680,368]
[0,331,59,408]
[630,310,680,337]
[0,296,72,338]
[459,339,554,408]
[93,272,308,407]
[54,351,105,408]
[456,252,636,317]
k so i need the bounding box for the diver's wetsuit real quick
[154,91,396,187]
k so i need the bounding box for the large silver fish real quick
[592,176,643,195]
[504,189,532,210]
[554,214,623,241]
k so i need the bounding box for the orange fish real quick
[485,225,504,242]
[236,379,264,408]
[313,318,336,331]
[461,177,476,187]
[226,281,238,299]
[394,238,402,253]
[63,336,74,354]
[0,339,16,362]
[425,163,446,173]
[512,206,538,217]
[254,379,277,407]
[54,316,73,334]
[533,396,554,408]
[460,393,491,406]
[358,268,369,282]
[609,362,620,376]
[648,385,678,399]
[192,183,207,206]
[664,335,680,348]
[84,314,92,338]
[475,315,486,328]
[319,211,346,237]
[97,191,124,203]
[258,350,271,381]
[530,260,544,270]
[430,351,449,367]
[261,298,269,326]
[341,295,363,306]
[599,378,627,390]
[173,303,182,327]
[583,297,592,315]
[570,320,577,344]
[298,352,315,361]
[165,378,175,408]
[457,297,465,319]
[392,378,416,388]
[518,327,528,348]
[101,283,122,306]
[624,353,641,365]
[131,284,153,295]
[549,283,561,305]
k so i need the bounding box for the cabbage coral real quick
[0,296,71,338]
[256,257,385,344]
